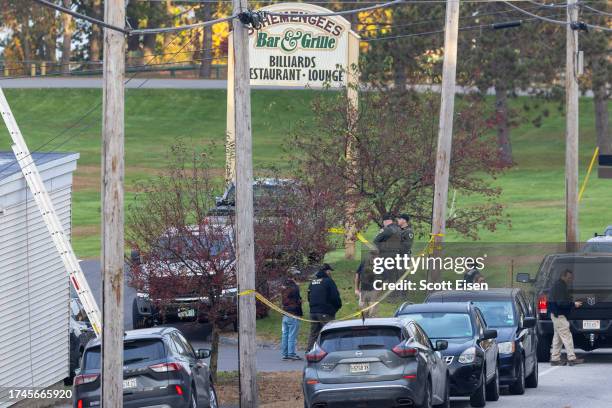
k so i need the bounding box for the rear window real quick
[320,326,401,352]
[84,339,166,370]
[400,313,473,339]
[550,259,612,288]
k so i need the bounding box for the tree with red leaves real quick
[291,90,511,240]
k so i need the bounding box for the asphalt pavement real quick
[80,261,612,406]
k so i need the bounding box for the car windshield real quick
[83,339,165,370]
[320,326,401,352]
[551,259,612,288]
[400,313,473,339]
[225,183,292,206]
[471,301,515,327]
[154,235,231,261]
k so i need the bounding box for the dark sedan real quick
[396,302,499,408]
[425,289,539,394]
[303,318,450,408]
[74,327,218,408]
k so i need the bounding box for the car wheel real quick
[469,369,486,408]
[509,357,526,395]
[434,376,450,408]
[526,357,539,388]
[485,364,500,401]
[209,383,219,408]
[536,335,551,362]
[418,379,432,408]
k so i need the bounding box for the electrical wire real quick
[503,1,612,31]
[581,4,612,17]
[32,0,129,34]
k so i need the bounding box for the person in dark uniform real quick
[373,214,402,283]
[396,213,414,257]
[306,263,342,351]
[549,269,584,366]
[463,259,483,284]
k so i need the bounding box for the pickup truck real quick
[517,253,612,361]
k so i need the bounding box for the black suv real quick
[425,289,538,394]
[207,178,296,217]
[518,253,612,361]
[396,302,499,407]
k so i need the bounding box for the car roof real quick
[321,317,406,332]
[397,302,473,315]
[587,236,612,242]
[86,327,177,349]
[427,289,519,302]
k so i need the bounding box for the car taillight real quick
[175,385,183,396]
[77,400,83,408]
[74,374,99,386]
[305,344,327,363]
[538,294,548,315]
[392,342,418,358]
[149,362,182,372]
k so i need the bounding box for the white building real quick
[0,151,79,405]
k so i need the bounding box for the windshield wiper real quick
[358,344,385,350]
[124,357,148,365]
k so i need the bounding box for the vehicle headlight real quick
[498,341,515,354]
[458,346,476,364]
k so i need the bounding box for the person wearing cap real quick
[373,213,402,283]
[354,250,378,317]
[280,277,303,361]
[396,213,414,257]
[306,263,342,351]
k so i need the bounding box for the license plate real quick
[123,378,137,389]
[178,308,195,318]
[349,363,369,374]
[583,320,600,330]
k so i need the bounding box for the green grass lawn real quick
[2,88,609,345]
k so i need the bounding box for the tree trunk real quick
[143,34,157,63]
[90,0,102,66]
[594,87,611,155]
[209,321,220,382]
[199,6,213,78]
[61,0,73,74]
[494,86,513,165]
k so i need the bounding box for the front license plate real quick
[349,363,369,374]
[583,320,600,330]
[178,308,195,318]
[123,378,137,389]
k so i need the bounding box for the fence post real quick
[41,62,47,76]
[30,64,36,77]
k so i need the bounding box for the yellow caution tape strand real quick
[238,233,443,324]
[578,146,599,203]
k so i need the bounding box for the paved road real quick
[80,261,612,406]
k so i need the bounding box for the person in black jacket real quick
[306,263,342,351]
[549,269,584,366]
[281,278,303,361]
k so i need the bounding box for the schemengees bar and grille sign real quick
[247,3,358,87]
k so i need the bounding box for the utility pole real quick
[430,0,460,282]
[101,0,125,406]
[231,1,258,407]
[565,0,580,249]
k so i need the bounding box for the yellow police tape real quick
[238,233,444,324]
[578,146,599,203]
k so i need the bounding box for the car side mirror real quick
[516,273,533,284]
[434,340,448,351]
[481,329,497,340]
[522,317,536,329]
[196,348,211,359]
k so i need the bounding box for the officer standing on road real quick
[306,263,342,351]
[396,213,414,257]
[549,269,584,366]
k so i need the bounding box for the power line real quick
[581,4,612,17]
[503,1,612,31]
[32,0,129,34]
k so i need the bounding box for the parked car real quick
[517,253,612,360]
[207,178,297,218]
[395,302,499,407]
[130,224,238,331]
[74,327,218,408]
[425,289,538,394]
[582,235,612,253]
[605,225,612,236]
[303,318,450,408]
